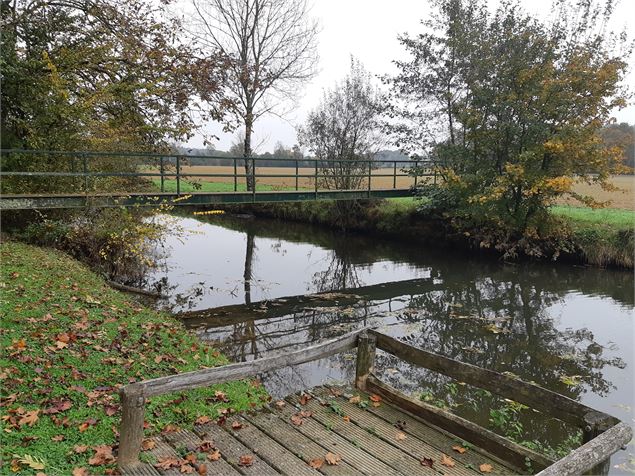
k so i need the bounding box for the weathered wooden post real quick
[582,411,614,475]
[355,331,376,391]
[118,384,146,469]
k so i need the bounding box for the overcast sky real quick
[186,0,635,153]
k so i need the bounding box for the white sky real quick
[187,0,635,152]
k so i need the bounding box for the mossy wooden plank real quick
[286,393,434,475]
[366,375,551,471]
[162,430,241,475]
[194,422,280,475]
[311,387,480,476]
[244,410,364,475]
[272,402,402,476]
[223,415,320,476]
[324,386,518,475]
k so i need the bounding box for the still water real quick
[146,214,634,474]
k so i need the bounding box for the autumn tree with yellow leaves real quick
[386,0,632,235]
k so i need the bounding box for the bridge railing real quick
[0,149,435,198]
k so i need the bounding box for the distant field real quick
[164,166,633,209]
[556,175,634,210]
[162,165,421,190]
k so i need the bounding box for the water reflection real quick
[147,213,634,474]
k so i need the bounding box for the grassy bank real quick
[234,199,633,269]
[0,242,268,475]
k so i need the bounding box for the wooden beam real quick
[117,384,146,469]
[536,422,632,476]
[365,375,553,471]
[370,330,615,429]
[355,332,376,391]
[133,329,362,398]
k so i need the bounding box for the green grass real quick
[550,205,634,231]
[0,241,268,475]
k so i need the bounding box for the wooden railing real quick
[118,329,632,475]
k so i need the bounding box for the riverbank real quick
[224,199,634,269]
[0,241,267,475]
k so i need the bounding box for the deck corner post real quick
[355,331,376,391]
[582,411,614,475]
[117,384,146,469]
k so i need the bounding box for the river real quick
[145,213,634,474]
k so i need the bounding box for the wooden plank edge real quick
[128,328,363,397]
[370,330,617,430]
[366,375,553,472]
[536,422,632,476]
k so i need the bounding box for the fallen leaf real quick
[74,445,89,454]
[196,441,214,453]
[19,410,39,427]
[342,415,350,422]
[369,394,382,403]
[349,395,361,404]
[420,457,434,468]
[207,449,221,461]
[452,445,467,454]
[231,421,243,430]
[196,416,211,425]
[396,432,407,441]
[179,463,195,473]
[372,402,381,407]
[290,414,304,426]
[156,457,180,470]
[274,400,286,409]
[141,439,156,451]
[298,410,312,418]
[197,463,207,475]
[88,445,115,466]
[103,405,117,416]
[479,463,493,473]
[154,355,163,364]
[309,458,324,469]
[440,454,455,468]
[72,468,88,476]
[299,394,311,405]
[51,435,64,442]
[162,423,179,433]
[238,455,254,467]
[325,452,341,465]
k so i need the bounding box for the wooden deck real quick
[117,329,632,476]
[124,385,520,476]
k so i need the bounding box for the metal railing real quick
[0,149,434,195]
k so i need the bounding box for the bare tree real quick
[190,0,319,190]
[298,58,384,191]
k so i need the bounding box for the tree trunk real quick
[243,113,255,191]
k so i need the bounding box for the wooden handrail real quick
[535,422,632,476]
[118,329,364,467]
[369,330,616,429]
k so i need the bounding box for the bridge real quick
[0,149,432,210]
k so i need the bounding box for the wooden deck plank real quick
[141,438,184,476]
[272,403,403,476]
[194,422,280,475]
[311,387,480,476]
[286,393,437,475]
[162,430,241,476]
[334,386,523,475]
[223,414,321,476]
[120,462,161,475]
[244,410,364,476]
